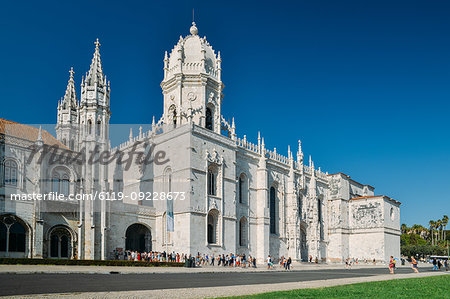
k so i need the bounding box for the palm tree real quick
[429,220,435,245]
[437,219,443,243]
[443,215,448,242]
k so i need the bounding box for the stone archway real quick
[48,225,75,259]
[125,224,152,252]
[0,214,30,258]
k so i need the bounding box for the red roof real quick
[0,118,67,149]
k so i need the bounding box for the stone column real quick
[286,161,299,260]
[256,146,269,263]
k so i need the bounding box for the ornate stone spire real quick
[297,140,303,165]
[308,156,317,200]
[62,67,78,108]
[36,126,43,146]
[85,38,105,86]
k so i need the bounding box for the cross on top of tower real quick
[190,9,198,35]
[94,38,101,49]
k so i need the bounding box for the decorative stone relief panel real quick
[351,202,382,229]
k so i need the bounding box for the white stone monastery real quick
[0,22,401,263]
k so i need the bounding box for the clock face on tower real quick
[87,91,95,99]
[187,92,197,101]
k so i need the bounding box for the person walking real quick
[389,256,395,274]
[286,257,292,271]
[410,256,419,273]
[432,258,438,271]
[267,255,272,269]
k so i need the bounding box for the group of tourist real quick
[113,250,260,268]
[194,253,257,268]
[114,249,450,273]
[345,258,377,269]
[431,257,449,271]
[113,250,184,263]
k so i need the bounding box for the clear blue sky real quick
[1,0,449,227]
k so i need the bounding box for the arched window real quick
[239,176,243,203]
[51,168,70,196]
[318,199,322,223]
[238,173,248,204]
[96,121,101,136]
[3,160,18,186]
[207,166,217,196]
[207,209,219,244]
[270,186,276,234]
[87,120,92,135]
[239,217,248,247]
[168,105,177,128]
[172,110,177,128]
[318,199,324,240]
[0,217,27,254]
[9,222,26,252]
[69,139,74,150]
[205,107,213,130]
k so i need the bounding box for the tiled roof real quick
[0,118,67,149]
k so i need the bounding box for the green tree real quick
[442,215,448,242]
[401,223,408,234]
[429,220,435,245]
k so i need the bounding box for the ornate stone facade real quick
[0,23,401,263]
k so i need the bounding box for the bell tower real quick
[56,67,79,150]
[78,38,111,260]
[79,38,111,143]
[161,22,223,133]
